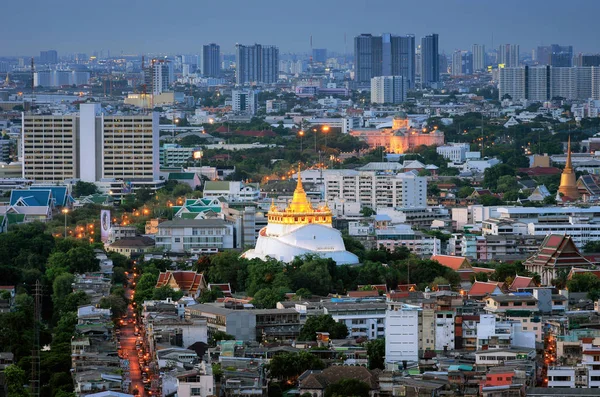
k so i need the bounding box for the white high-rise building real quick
[232,90,258,115]
[325,170,427,209]
[498,67,526,100]
[498,44,520,67]
[527,66,550,102]
[145,60,173,95]
[385,303,420,364]
[370,76,407,104]
[472,44,486,71]
[22,104,159,183]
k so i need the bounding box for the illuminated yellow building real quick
[243,168,358,264]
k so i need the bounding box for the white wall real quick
[79,103,100,182]
[385,308,419,363]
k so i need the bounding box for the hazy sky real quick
[2,0,599,56]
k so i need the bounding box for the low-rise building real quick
[155,218,234,253]
[323,302,386,340]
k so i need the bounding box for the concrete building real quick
[160,144,196,167]
[145,60,173,95]
[370,76,407,104]
[437,143,470,163]
[235,44,279,85]
[498,44,520,67]
[385,303,420,364]
[33,70,90,87]
[435,311,455,352]
[421,34,439,87]
[451,51,473,76]
[232,90,258,115]
[203,181,260,201]
[22,104,159,183]
[472,44,486,71]
[323,302,386,340]
[201,43,220,77]
[186,303,256,341]
[155,219,235,253]
[325,170,427,209]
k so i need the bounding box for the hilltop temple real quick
[349,112,445,154]
[557,136,580,202]
[242,168,359,265]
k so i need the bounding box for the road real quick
[120,286,146,396]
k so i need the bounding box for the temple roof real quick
[524,234,592,269]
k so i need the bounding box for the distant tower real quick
[558,136,580,201]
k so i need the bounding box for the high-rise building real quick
[355,33,415,87]
[201,44,221,77]
[33,70,91,88]
[312,48,327,64]
[421,34,440,87]
[40,50,58,64]
[499,66,600,102]
[536,46,552,65]
[354,34,383,85]
[472,44,486,71]
[235,44,279,85]
[232,90,258,115]
[451,51,473,76]
[371,76,407,104]
[22,104,159,183]
[574,54,600,67]
[550,44,574,67]
[145,60,173,95]
[498,44,520,67]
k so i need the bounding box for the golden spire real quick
[558,135,580,201]
[270,198,277,212]
[287,165,313,213]
[565,135,573,171]
[295,163,304,192]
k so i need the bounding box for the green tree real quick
[567,272,600,292]
[360,207,375,217]
[267,351,325,382]
[152,285,184,301]
[209,330,235,346]
[207,251,248,292]
[430,276,450,290]
[62,291,91,313]
[245,258,290,296]
[198,288,224,303]
[365,338,385,370]
[287,256,333,296]
[298,315,348,341]
[99,293,128,319]
[584,241,600,253]
[251,287,286,309]
[324,378,370,397]
[172,183,193,197]
[496,175,519,193]
[457,186,475,198]
[483,164,516,190]
[4,364,28,397]
[72,181,98,197]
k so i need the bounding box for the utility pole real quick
[30,280,42,397]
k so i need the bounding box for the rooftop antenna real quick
[310,35,313,78]
[30,57,35,110]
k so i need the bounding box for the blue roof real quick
[512,292,534,297]
[10,189,52,207]
[448,364,473,371]
[29,186,69,206]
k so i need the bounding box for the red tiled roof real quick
[0,286,15,290]
[431,255,471,270]
[472,267,495,274]
[209,283,232,297]
[509,276,534,291]
[568,268,600,280]
[233,130,277,137]
[518,167,562,176]
[156,271,206,296]
[468,281,501,297]
[396,284,417,292]
[524,234,592,270]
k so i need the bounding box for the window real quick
[174,237,181,243]
[190,388,202,396]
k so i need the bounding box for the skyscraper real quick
[145,60,173,95]
[498,44,520,67]
[354,34,415,88]
[472,44,486,71]
[235,44,279,85]
[354,34,382,85]
[451,51,473,76]
[201,44,221,77]
[371,76,407,104]
[421,34,440,87]
[550,44,573,67]
[40,50,58,64]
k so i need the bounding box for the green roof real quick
[203,181,230,191]
[6,213,25,224]
[168,172,196,180]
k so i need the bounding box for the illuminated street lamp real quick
[298,130,305,151]
[62,208,69,238]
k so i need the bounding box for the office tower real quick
[145,60,173,95]
[22,104,159,183]
[40,50,58,64]
[354,33,415,87]
[498,44,520,67]
[22,115,78,182]
[421,34,440,87]
[575,54,600,67]
[451,51,473,76]
[536,46,552,65]
[550,44,573,67]
[354,34,383,85]
[472,44,486,71]
[312,48,327,64]
[232,90,258,114]
[235,44,279,85]
[201,43,221,77]
[371,76,407,104]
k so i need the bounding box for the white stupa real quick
[242,167,359,265]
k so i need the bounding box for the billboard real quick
[100,210,111,243]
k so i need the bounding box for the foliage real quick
[209,331,235,346]
[251,287,287,309]
[267,351,325,381]
[4,364,28,397]
[71,181,98,197]
[584,241,600,253]
[488,262,525,283]
[245,258,290,296]
[567,272,600,293]
[298,315,348,341]
[324,378,371,397]
[365,338,385,370]
[483,164,516,190]
[198,288,224,303]
[152,285,184,301]
[99,292,128,319]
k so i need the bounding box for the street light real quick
[298,130,305,152]
[322,125,330,148]
[62,208,68,238]
[173,118,180,142]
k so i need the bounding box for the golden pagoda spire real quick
[295,163,304,192]
[287,164,313,213]
[558,135,580,201]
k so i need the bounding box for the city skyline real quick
[2,0,600,56]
